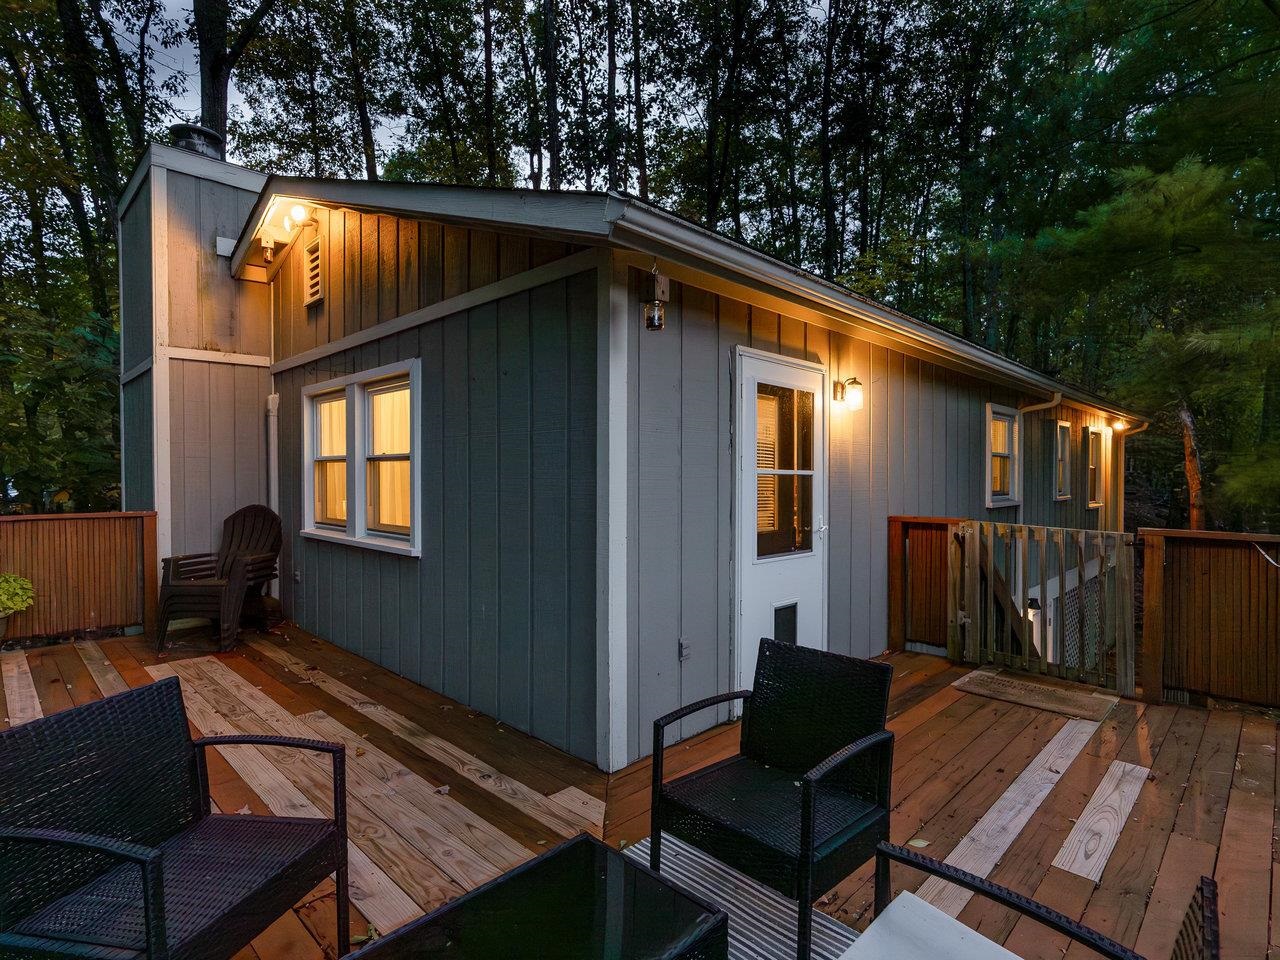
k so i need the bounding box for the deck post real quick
[1139,532,1165,703]
[142,511,159,640]
[887,517,906,652]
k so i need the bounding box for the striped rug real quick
[625,834,859,960]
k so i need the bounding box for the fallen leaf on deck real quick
[908,839,930,848]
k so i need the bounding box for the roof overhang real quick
[229,177,1147,424]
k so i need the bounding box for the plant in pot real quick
[0,575,34,641]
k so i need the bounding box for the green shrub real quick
[0,575,35,618]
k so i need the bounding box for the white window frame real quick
[1086,425,1106,509]
[1054,420,1072,501]
[985,402,1021,508]
[302,359,422,557]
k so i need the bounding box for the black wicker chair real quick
[1171,876,1220,960]
[157,504,282,652]
[0,677,349,960]
[874,844,1220,960]
[650,638,894,960]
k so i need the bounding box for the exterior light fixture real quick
[643,263,669,331]
[289,203,310,224]
[1112,420,1126,431]
[260,236,274,264]
[833,376,864,411]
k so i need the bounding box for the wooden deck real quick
[2,634,1277,959]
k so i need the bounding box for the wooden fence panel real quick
[888,517,960,652]
[0,512,156,641]
[1142,528,1280,707]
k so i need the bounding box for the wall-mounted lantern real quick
[833,376,864,411]
[643,265,669,331]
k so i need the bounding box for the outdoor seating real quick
[649,638,894,960]
[871,843,1219,960]
[0,677,349,960]
[156,504,282,652]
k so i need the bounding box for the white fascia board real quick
[230,177,618,276]
[604,201,1146,424]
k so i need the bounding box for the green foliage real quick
[0,574,35,618]
[1,0,1277,529]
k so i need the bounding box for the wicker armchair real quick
[0,678,349,960]
[650,639,894,960]
[157,504,282,652]
[1172,876,1220,960]
[874,844,1220,960]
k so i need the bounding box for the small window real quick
[1087,427,1105,508]
[304,237,324,306]
[986,403,1020,507]
[365,382,411,535]
[313,394,347,526]
[303,361,420,556]
[1054,421,1072,500]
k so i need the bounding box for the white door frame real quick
[733,345,830,690]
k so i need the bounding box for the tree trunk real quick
[542,0,562,189]
[817,0,841,279]
[193,0,281,148]
[606,0,618,190]
[1259,351,1280,447]
[1179,401,1206,530]
[342,0,378,180]
[54,0,121,201]
[483,0,497,185]
[630,0,647,199]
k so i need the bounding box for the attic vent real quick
[304,238,324,306]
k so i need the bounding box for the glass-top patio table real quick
[346,834,729,959]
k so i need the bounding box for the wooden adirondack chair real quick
[156,505,282,652]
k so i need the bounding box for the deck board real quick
[11,637,1278,958]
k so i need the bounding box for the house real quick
[117,131,1143,772]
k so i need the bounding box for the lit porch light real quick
[833,377,864,411]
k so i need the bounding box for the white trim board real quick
[596,250,631,772]
[1052,759,1148,882]
[150,166,173,565]
[271,247,600,374]
[915,718,1099,917]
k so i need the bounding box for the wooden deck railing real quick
[0,512,157,641]
[890,516,1136,696]
[1141,527,1280,708]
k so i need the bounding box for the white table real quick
[838,892,1021,959]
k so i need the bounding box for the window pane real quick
[991,416,1010,455]
[991,454,1010,496]
[315,460,347,525]
[367,458,411,535]
[317,395,346,457]
[756,384,812,471]
[370,384,411,456]
[757,474,812,557]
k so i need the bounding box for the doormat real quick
[626,834,859,960]
[952,668,1117,722]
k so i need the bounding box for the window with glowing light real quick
[1087,427,1104,508]
[1054,420,1072,500]
[303,361,420,555]
[986,403,1020,508]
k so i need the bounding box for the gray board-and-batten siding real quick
[276,268,598,761]
[623,267,1122,761]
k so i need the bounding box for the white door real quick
[735,347,827,689]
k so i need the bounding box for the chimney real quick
[168,122,225,160]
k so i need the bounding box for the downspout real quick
[1016,392,1062,525]
[266,392,280,597]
